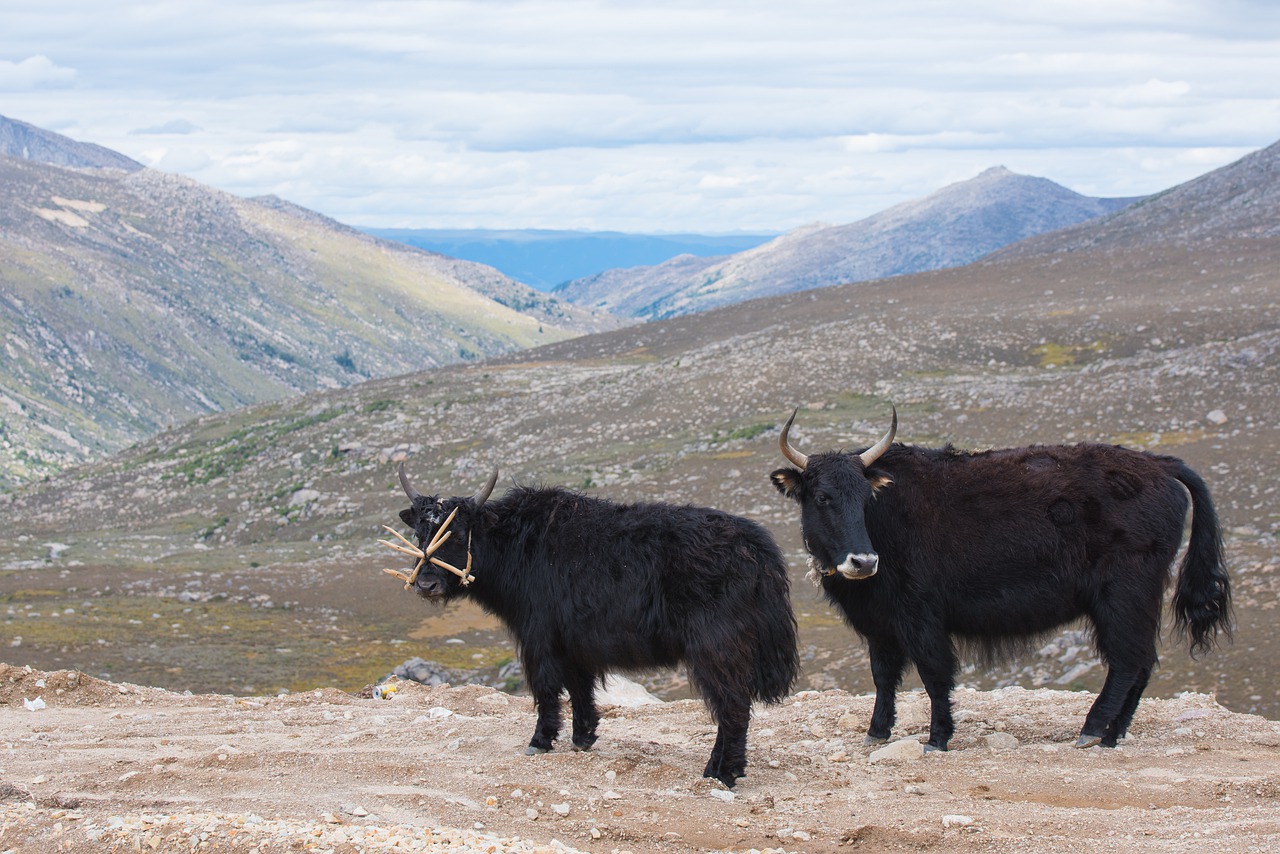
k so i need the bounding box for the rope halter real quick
[379,504,475,588]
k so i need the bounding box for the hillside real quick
[554,167,1139,319]
[2,665,1278,852]
[0,146,616,490]
[1,140,1276,727]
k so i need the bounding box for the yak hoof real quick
[1075,734,1103,749]
[863,734,889,746]
[525,745,550,755]
[924,743,946,753]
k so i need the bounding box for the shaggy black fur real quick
[773,428,1232,752]
[397,476,799,788]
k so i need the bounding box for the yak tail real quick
[1171,462,1233,658]
[750,562,800,705]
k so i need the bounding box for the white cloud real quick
[1,1,1279,231]
[0,55,75,90]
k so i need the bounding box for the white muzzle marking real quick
[835,553,879,580]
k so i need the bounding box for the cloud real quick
[130,119,202,135]
[1,1,1279,231]
[0,55,75,90]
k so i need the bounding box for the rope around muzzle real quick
[378,505,475,589]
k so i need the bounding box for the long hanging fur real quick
[398,482,799,788]
[1170,462,1233,657]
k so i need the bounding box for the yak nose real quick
[416,577,447,599]
[836,552,879,579]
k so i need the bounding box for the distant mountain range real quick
[0,114,616,489]
[553,168,1142,319]
[360,228,777,291]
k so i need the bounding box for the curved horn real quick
[397,461,423,502]
[778,409,809,470]
[471,467,499,508]
[858,406,897,468]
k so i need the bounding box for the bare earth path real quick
[2,664,1278,852]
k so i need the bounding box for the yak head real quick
[770,408,896,581]
[395,463,498,600]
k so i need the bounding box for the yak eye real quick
[815,491,831,506]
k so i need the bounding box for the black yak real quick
[770,407,1232,751]
[384,463,799,787]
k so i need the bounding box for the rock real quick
[942,814,975,828]
[287,489,321,507]
[596,674,662,707]
[869,737,924,763]
[1206,409,1228,425]
[984,732,1020,751]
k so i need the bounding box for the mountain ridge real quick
[554,167,1141,319]
[0,121,616,490]
[0,113,144,172]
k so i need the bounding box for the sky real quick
[3,1,1280,234]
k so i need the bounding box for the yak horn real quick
[779,409,809,470]
[858,406,897,468]
[398,461,422,502]
[471,467,499,508]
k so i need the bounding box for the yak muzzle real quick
[835,552,879,580]
[415,576,449,600]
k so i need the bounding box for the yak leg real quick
[1079,581,1160,748]
[913,636,957,752]
[688,649,752,788]
[701,697,751,788]
[1103,665,1152,746]
[864,635,907,745]
[564,669,601,751]
[523,655,565,755]
[1078,666,1144,748]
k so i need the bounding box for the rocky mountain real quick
[555,167,1140,319]
[1,140,1276,719]
[989,137,1280,258]
[0,125,617,490]
[0,113,144,171]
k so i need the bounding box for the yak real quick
[385,463,799,787]
[770,407,1232,752]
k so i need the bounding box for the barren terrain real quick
[3,665,1279,853]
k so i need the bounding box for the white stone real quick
[984,732,1020,751]
[869,737,924,763]
[596,674,661,707]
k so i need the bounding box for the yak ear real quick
[869,473,894,494]
[770,468,803,499]
[398,507,417,527]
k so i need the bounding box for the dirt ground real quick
[2,664,1279,853]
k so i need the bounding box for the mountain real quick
[361,228,777,291]
[988,138,1280,258]
[0,123,617,490]
[0,113,144,171]
[1,139,1275,716]
[554,167,1141,319]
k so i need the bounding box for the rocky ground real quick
[2,664,1279,853]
